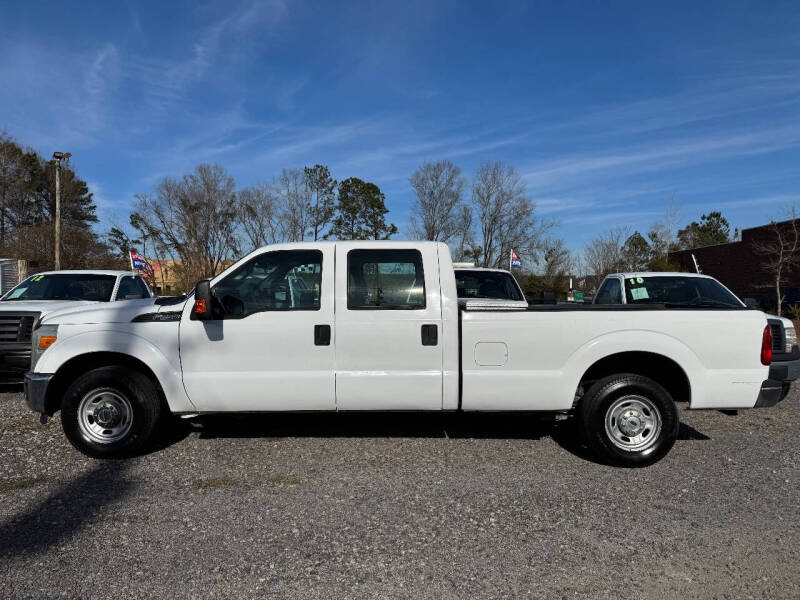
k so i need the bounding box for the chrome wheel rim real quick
[604,395,661,452]
[77,388,133,444]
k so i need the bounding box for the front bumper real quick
[0,344,32,380]
[24,372,53,414]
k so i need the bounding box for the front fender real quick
[35,328,195,413]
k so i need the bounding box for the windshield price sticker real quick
[631,287,649,300]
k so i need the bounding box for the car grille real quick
[769,321,784,353]
[0,315,37,343]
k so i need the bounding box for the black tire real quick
[578,373,679,467]
[61,366,163,458]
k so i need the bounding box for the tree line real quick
[120,157,744,297]
[579,209,738,292]
[112,164,399,291]
[122,158,558,292]
[1,131,794,305]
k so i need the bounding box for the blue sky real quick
[2,1,800,251]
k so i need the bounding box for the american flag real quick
[129,251,149,271]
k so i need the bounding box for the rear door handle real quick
[421,324,438,346]
[314,324,331,346]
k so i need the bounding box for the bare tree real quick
[451,204,475,262]
[304,164,336,241]
[583,227,630,291]
[409,160,465,242]
[278,168,312,242]
[237,183,283,252]
[470,161,550,268]
[752,208,800,316]
[648,203,680,259]
[541,238,574,290]
[132,164,239,289]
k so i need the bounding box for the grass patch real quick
[0,479,37,493]
[194,477,237,490]
[266,474,301,486]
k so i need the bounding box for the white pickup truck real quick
[25,242,779,466]
[0,270,151,381]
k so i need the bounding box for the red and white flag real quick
[129,251,149,271]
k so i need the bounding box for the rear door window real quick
[347,249,425,309]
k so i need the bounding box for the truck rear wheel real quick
[578,374,679,467]
[61,366,163,458]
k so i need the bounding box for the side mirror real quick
[191,279,213,320]
[743,298,758,309]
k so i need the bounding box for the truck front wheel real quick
[578,374,679,467]
[61,366,163,458]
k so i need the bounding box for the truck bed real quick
[459,305,767,411]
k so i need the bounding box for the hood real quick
[0,299,97,315]
[39,298,185,325]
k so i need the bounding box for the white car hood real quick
[0,299,97,316]
[39,298,185,325]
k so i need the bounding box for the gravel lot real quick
[1,385,798,599]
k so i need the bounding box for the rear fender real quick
[565,330,707,407]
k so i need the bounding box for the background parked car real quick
[0,270,151,382]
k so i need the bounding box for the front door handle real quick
[421,324,438,346]
[314,324,331,346]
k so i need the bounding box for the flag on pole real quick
[129,250,149,271]
[510,249,521,269]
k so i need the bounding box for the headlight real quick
[31,324,58,371]
[785,324,797,353]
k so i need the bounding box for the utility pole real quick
[52,151,71,270]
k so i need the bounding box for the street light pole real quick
[54,162,60,270]
[52,151,71,270]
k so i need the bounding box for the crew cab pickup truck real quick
[0,271,151,381]
[25,243,777,466]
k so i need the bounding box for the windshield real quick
[2,274,117,302]
[624,276,743,307]
[455,270,524,301]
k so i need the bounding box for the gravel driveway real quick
[1,386,798,599]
